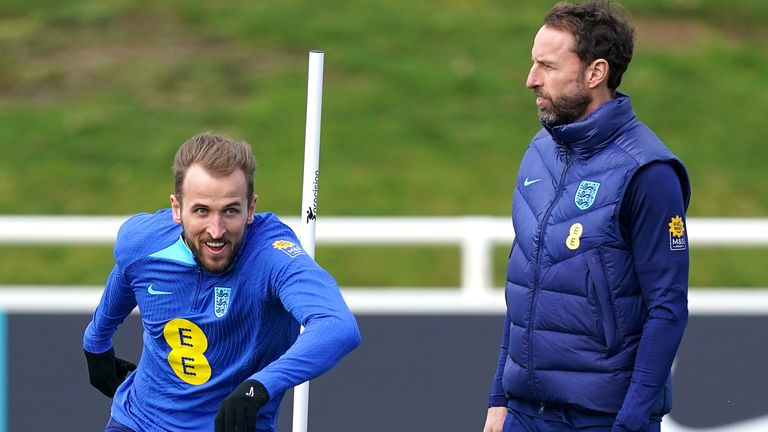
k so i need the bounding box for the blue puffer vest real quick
[503,94,690,415]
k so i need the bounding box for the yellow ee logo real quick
[566,223,583,250]
[163,318,211,385]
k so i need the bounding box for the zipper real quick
[527,151,572,400]
[590,280,609,351]
[594,248,619,354]
[192,267,204,311]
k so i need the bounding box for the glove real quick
[214,380,269,432]
[83,347,137,398]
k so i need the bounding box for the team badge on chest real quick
[575,180,601,210]
[214,287,231,318]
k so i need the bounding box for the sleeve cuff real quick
[488,394,508,408]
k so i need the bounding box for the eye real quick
[194,207,208,216]
[225,208,240,216]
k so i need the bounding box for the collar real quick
[542,92,636,160]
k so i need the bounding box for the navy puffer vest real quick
[503,94,690,415]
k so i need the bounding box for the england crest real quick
[214,287,231,318]
[575,180,601,210]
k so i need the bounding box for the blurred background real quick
[1,0,767,289]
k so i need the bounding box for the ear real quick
[170,194,183,224]
[586,58,609,89]
[247,194,258,224]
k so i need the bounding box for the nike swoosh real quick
[523,177,542,187]
[147,285,173,295]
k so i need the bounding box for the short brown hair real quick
[173,132,256,202]
[544,0,635,91]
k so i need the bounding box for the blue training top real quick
[83,209,360,431]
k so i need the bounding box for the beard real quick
[534,85,592,127]
[183,228,244,274]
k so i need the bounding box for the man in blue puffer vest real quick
[484,2,691,431]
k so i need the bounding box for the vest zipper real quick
[527,151,572,401]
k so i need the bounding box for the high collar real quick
[542,92,636,160]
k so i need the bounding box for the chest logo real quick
[575,180,601,210]
[566,223,584,250]
[147,285,172,295]
[214,287,231,318]
[164,318,211,385]
[523,177,542,187]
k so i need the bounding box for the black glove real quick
[214,379,269,432]
[83,347,137,398]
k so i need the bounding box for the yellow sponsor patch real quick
[668,215,687,250]
[272,239,306,258]
[566,223,583,250]
[164,318,211,385]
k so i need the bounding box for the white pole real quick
[293,49,324,432]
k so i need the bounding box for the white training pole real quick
[293,50,324,432]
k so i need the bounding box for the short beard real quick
[535,86,592,127]
[180,225,242,274]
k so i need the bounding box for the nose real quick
[526,64,541,89]
[207,214,226,239]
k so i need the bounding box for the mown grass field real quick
[1,0,767,288]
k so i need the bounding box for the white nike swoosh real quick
[523,177,542,187]
[147,285,173,295]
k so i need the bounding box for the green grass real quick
[1,0,767,288]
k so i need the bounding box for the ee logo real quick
[163,318,211,385]
[566,223,583,250]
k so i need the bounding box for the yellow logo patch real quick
[272,240,295,250]
[566,223,583,250]
[668,215,685,238]
[164,318,211,385]
[668,215,687,251]
[272,239,306,258]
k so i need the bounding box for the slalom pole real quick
[293,50,324,432]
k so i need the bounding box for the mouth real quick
[204,240,228,254]
[533,91,549,107]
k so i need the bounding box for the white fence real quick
[2,216,768,315]
[2,215,768,294]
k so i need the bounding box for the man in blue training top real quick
[484,1,690,431]
[83,132,360,432]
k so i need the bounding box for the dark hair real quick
[173,132,256,202]
[544,0,634,91]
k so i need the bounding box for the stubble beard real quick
[535,85,592,127]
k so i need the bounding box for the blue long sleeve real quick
[614,162,689,431]
[251,257,361,398]
[488,314,511,407]
[83,265,137,354]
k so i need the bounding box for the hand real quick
[83,347,137,398]
[215,380,269,432]
[483,406,508,432]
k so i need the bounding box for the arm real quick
[83,264,137,354]
[250,256,361,397]
[613,162,689,431]
[82,264,138,397]
[484,314,511,431]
